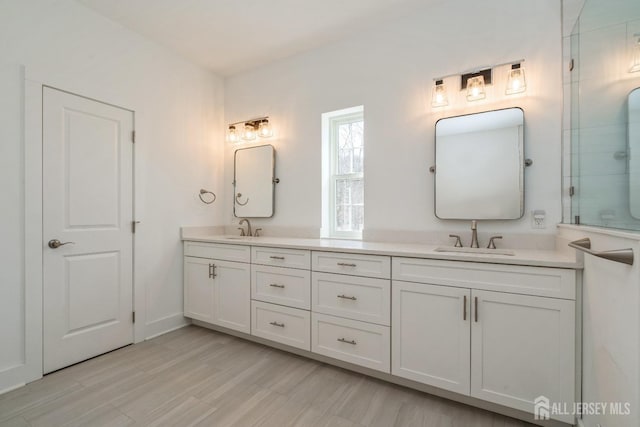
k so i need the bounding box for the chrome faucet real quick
[238,218,252,237]
[470,220,479,248]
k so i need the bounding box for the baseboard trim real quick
[0,381,26,397]
[145,313,191,340]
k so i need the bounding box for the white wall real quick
[0,0,225,392]
[224,0,563,242]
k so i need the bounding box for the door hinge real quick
[132,311,136,323]
[132,130,136,143]
[569,186,575,197]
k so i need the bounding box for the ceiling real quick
[77,0,430,76]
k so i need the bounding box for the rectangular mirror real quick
[234,144,276,218]
[434,108,525,220]
[630,88,640,219]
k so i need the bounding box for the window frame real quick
[326,109,364,240]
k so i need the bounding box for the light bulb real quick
[228,125,239,142]
[506,63,527,95]
[466,75,486,101]
[431,80,449,107]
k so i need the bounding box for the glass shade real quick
[466,75,486,101]
[431,80,449,107]
[228,125,239,142]
[506,64,527,94]
[630,38,640,73]
[258,119,273,138]
[242,123,256,141]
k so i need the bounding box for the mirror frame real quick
[433,107,525,220]
[233,144,277,218]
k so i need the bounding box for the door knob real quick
[48,239,75,249]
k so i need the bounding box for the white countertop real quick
[181,231,582,269]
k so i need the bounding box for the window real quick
[322,106,364,239]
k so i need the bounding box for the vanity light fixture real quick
[630,35,640,73]
[505,62,527,94]
[227,116,273,142]
[431,79,449,107]
[466,75,486,101]
[431,59,526,107]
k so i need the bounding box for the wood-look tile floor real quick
[0,325,536,427]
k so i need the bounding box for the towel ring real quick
[199,189,216,204]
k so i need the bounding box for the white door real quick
[392,281,471,394]
[184,256,215,323]
[43,87,134,374]
[212,260,251,333]
[470,290,575,423]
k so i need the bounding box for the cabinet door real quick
[213,260,251,334]
[471,290,575,423]
[392,281,471,395]
[184,256,215,323]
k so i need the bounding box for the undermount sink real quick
[434,246,515,256]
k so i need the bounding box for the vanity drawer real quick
[392,258,576,300]
[252,265,311,310]
[252,301,310,351]
[312,251,391,279]
[312,272,390,325]
[252,246,311,270]
[311,313,390,373]
[184,241,250,263]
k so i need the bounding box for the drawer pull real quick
[337,338,357,345]
[269,283,285,288]
[269,321,285,328]
[337,294,357,301]
[337,262,357,267]
[270,256,286,260]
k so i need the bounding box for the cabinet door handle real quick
[337,338,357,345]
[269,283,285,288]
[474,296,478,322]
[212,264,217,279]
[208,263,214,279]
[269,321,285,328]
[337,294,357,301]
[270,256,285,260]
[463,295,467,321]
[337,262,357,267]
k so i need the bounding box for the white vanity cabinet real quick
[183,242,251,333]
[392,257,577,423]
[182,236,581,425]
